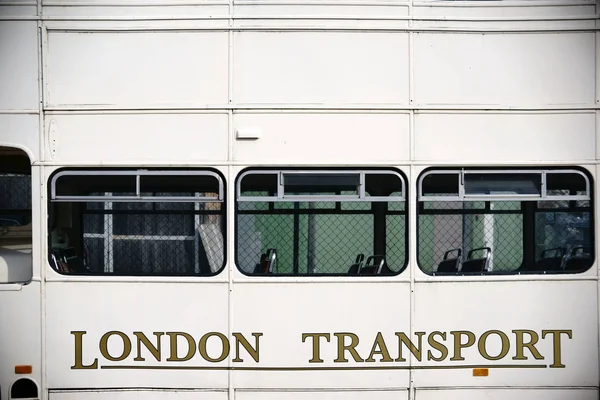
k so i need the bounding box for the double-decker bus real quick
[0,0,599,399]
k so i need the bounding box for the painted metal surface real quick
[0,0,598,399]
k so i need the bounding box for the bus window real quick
[48,169,226,276]
[0,147,32,284]
[236,169,407,276]
[417,168,594,275]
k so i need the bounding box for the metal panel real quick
[233,113,410,164]
[43,113,229,163]
[233,32,409,105]
[0,283,42,400]
[413,33,595,107]
[236,390,408,400]
[45,282,230,389]
[233,1,409,19]
[46,31,229,107]
[0,115,39,162]
[412,280,599,387]
[231,282,411,389]
[412,3,595,18]
[0,0,37,17]
[415,388,598,400]
[49,390,227,400]
[0,22,38,110]
[42,2,228,18]
[414,113,596,162]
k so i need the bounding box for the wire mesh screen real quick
[237,201,406,275]
[533,207,592,272]
[418,200,592,274]
[51,198,224,276]
[535,211,591,254]
[0,173,31,227]
[418,201,523,274]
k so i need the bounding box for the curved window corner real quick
[48,169,226,277]
[0,146,32,284]
[235,168,408,276]
[417,168,594,276]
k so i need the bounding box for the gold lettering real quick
[365,332,393,363]
[133,332,163,362]
[450,331,475,361]
[512,330,544,361]
[166,332,196,362]
[99,331,132,362]
[302,333,331,363]
[478,330,510,361]
[198,332,229,363]
[232,333,262,363]
[395,332,424,362]
[334,333,364,363]
[542,330,572,368]
[71,331,98,370]
[427,331,448,361]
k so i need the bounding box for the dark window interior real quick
[236,170,407,276]
[418,169,594,275]
[48,170,225,276]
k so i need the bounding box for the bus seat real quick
[564,246,592,272]
[255,248,277,274]
[461,247,491,273]
[254,249,277,274]
[358,255,385,275]
[51,247,88,274]
[254,253,268,274]
[51,253,71,274]
[436,248,462,273]
[347,253,365,274]
[533,247,565,272]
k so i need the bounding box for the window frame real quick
[51,169,224,203]
[416,166,595,276]
[235,167,409,277]
[418,169,590,202]
[237,169,405,203]
[47,167,227,277]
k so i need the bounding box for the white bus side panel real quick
[0,115,39,162]
[233,113,410,164]
[233,32,409,106]
[233,2,409,19]
[48,390,227,400]
[43,113,229,164]
[0,21,38,111]
[235,389,408,400]
[42,2,228,18]
[415,388,598,400]
[45,281,229,388]
[0,1,37,17]
[414,112,596,163]
[46,31,229,108]
[0,284,42,399]
[412,280,599,387]
[412,3,595,19]
[231,282,411,389]
[413,33,595,107]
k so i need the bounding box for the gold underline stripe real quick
[100,364,548,371]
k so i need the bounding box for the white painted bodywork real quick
[0,0,599,399]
